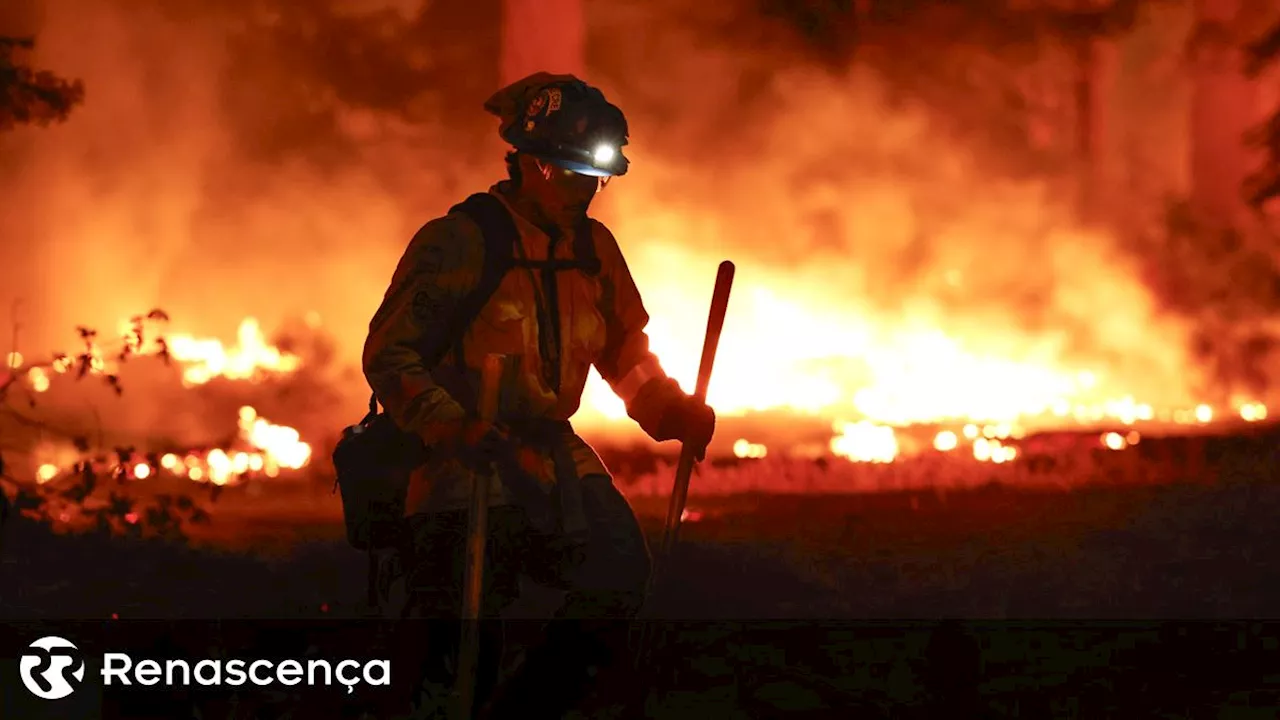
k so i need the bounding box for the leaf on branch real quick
[145,505,175,531]
[14,488,43,512]
[147,309,170,323]
[76,326,96,340]
[155,338,171,365]
[60,465,93,503]
[105,374,123,395]
[107,492,132,517]
[76,354,91,379]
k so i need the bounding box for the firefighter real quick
[362,72,717,718]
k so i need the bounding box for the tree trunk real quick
[1189,0,1262,228]
[499,0,585,85]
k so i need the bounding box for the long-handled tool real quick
[453,353,505,720]
[633,260,735,670]
[658,260,734,559]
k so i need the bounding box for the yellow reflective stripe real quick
[610,357,662,404]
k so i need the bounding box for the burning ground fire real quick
[11,318,311,486]
[34,405,310,488]
[4,309,1273,486]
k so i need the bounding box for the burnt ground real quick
[3,435,1280,717]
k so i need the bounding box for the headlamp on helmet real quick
[592,144,616,165]
[486,74,631,178]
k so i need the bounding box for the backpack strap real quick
[445,193,519,370]
[507,216,601,276]
[366,195,597,412]
[365,193,519,417]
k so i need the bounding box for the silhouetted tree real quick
[0,36,84,131]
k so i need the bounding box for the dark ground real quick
[3,429,1280,717]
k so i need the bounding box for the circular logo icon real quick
[19,636,86,700]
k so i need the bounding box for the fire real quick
[829,421,898,463]
[238,405,312,472]
[27,404,310,486]
[576,298,1272,457]
[149,317,301,386]
[732,439,768,459]
[19,316,301,394]
[1240,403,1268,422]
[933,431,958,451]
[36,464,58,484]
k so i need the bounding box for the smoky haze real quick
[0,0,1216,430]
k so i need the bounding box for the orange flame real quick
[157,317,301,385]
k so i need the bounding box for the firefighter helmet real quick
[484,72,630,178]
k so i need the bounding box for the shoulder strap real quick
[366,193,518,416]
[442,192,519,369]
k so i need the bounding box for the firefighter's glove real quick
[654,396,716,461]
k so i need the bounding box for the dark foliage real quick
[0,36,84,131]
[0,309,207,551]
[1245,21,1280,209]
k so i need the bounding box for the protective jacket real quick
[363,183,684,517]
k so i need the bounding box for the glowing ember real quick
[27,367,50,392]
[733,439,768,459]
[36,464,58,484]
[1240,403,1268,422]
[973,438,1017,463]
[830,420,899,463]
[933,431,958,451]
[1194,404,1213,423]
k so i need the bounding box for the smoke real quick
[0,0,497,370]
[588,0,1211,409]
[0,0,1227,445]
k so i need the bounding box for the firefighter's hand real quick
[655,396,716,461]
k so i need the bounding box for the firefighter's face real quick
[522,155,605,218]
